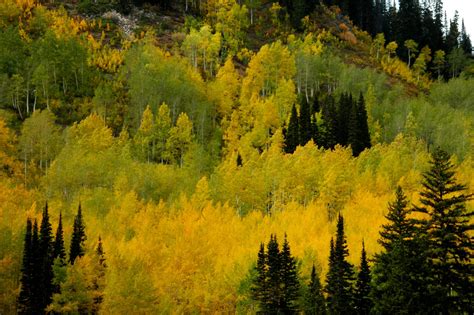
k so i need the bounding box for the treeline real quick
[284,93,371,156]
[250,148,473,314]
[18,204,106,314]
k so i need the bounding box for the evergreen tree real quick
[299,97,313,146]
[304,264,327,315]
[356,93,371,152]
[354,241,372,315]
[432,0,445,52]
[371,186,434,314]
[280,234,300,313]
[30,220,41,313]
[252,235,300,313]
[446,11,460,52]
[266,234,282,312]
[412,148,474,313]
[336,93,351,147]
[460,20,472,55]
[252,243,269,312]
[397,0,422,54]
[348,93,370,156]
[325,214,354,315]
[39,202,54,311]
[53,212,66,262]
[285,104,300,153]
[320,96,337,149]
[18,218,34,314]
[69,204,87,264]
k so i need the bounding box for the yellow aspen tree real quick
[134,105,155,163]
[154,103,172,163]
[166,112,194,167]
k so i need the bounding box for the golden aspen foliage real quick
[0,118,22,180]
[166,112,194,167]
[209,57,241,126]
[133,105,155,162]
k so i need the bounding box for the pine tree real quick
[53,212,66,262]
[299,97,313,146]
[336,93,350,147]
[356,93,371,153]
[252,235,301,313]
[320,96,337,149]
[304,264,327,315]
[18,218,34,314]
[266,234,282,312]
[39,202,54,311]
[354,241,372,315]
[30,220,41,313]
[348,93,370,156]
[412,148,474,313]
[252,243,268,311]
[285,104,300,153]
[371,187,434,314]
[325,214,355,315]
[69,204,87,264]
[446,11,460,52]
[280,234,300,313]
[460,20,472,55]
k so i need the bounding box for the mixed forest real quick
[0,0,473,313]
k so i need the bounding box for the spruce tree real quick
[39,202,54,311]
[371,186,433,314]
[412,148,474,313]
[336,93,350,147]
[53,212,66,262]
[266,234,282,312]
[280,234,300,313]
[348,93,370,156]
[18,218,33,314]
[252,243,269,312]
[299,97,313,146]
[285,104,300,153]
[325,214,355,315]
[320,96,337,149]
[30,220,41,313]
[460,20,472,55]
[354,242,372,315]
[304,264,327,315]
[357,93,371,152]
[69,204,87,264]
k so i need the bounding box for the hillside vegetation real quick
[0,0,473,313]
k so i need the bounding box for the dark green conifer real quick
[348,93,371,156]
[320,96,337,149]
[39,202,54,311]
[30,220,41,313]
[285,104,300,153]
[69,204,87,264]
[304,264,327,315]
[336,93,351,146]
[325,214,355,315]
[18,218,33,314]
[280,234,300,313]
[53,212,66,262]
[354,241,372,315]
[266,234,282,311]
[412,148,473,313]
[299,96,313,146]
[252,243,268,311]
[371,186,433,314]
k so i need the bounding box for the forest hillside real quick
[0,0,473,313]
